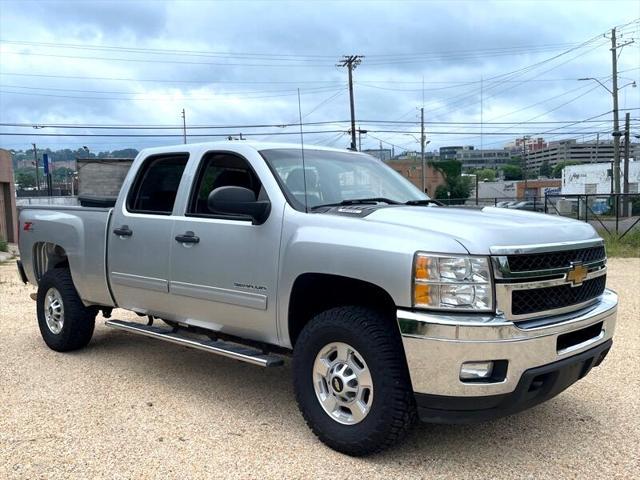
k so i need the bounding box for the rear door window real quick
[127,154,189,214]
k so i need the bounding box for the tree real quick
[15,170,36,188]
[474,168,496,182]
[502,164,523,180]
[539,159,552,178]
[552,161,581,179]
[431,160,472,204]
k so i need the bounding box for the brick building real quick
[385,160,446,196]
[0,149,18,243]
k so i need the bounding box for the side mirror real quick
[207,186,270,224]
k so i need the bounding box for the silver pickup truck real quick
[17,142,617,455]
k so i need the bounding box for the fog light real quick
[460,361,494,380]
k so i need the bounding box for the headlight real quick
[413,253,493,311]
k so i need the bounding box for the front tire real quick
[37,268,97,352]
[293,306,417,456]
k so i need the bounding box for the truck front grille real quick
[511,275,606,316]
[507,246,605,272]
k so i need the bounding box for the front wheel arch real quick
[287,273,397,348]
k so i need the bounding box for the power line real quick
[0,129,616,138]
[0,86,344,101]
[1,119,629,130]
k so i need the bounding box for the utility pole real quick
[623,112,631,216]
[420,107,425,193]
[521,137,528,198]
[338,55,364,151]
[610,28,621,195]
[32,143,40,191]
[181,108,187,144]
[379,140,383,161]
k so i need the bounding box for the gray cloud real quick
[0,0,638,153]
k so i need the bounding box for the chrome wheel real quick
[44,287,64,334]
[313,342,373,425]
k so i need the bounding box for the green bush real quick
[600,229,640,257]
[0,240,7,253]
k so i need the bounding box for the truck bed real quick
[18,205,115,307]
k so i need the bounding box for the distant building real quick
[474,179,561,200]
[0,149,18,243]
[77,157,134,199]
[385,159,446,195]
[439,145,471,160]
[525,139,640,170]
[395,150,439,162]
[439,145,513,170]
[505,137,547,152]
[362,148,392,162]
[562,161,639,195]
[458,148,512,170]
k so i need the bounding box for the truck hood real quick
[363,206,599,254]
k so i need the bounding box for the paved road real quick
[1,259,638,479]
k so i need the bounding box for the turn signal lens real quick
[414,283,431,305]
[415,255,431,280]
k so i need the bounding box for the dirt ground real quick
[1,259,638,479]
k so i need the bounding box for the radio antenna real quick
[297,88,308,213]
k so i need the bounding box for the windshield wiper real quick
[404,199,445,206]
[311,197,401,210]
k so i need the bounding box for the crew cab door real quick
[108,152,189,316]
[167,150,283,343]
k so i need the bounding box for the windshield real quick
[260,148,428,210]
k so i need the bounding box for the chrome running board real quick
[105,319,284,367]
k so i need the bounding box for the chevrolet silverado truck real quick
[17,142,617,456]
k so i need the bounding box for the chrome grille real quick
[511,275,606,316]
[492,240,608,320]
[506,246,605,273]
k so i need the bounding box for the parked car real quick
[510,200,543,212]
[17,142,617,456]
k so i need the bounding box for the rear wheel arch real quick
[287,273,397,348]
[32,242,71,282]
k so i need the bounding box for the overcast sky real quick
[0,0,638,154]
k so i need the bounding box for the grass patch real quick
[599,229,640,257]
[0,240,7,253]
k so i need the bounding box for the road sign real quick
[43,153,50,175]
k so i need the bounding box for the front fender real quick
[276,207,468,347]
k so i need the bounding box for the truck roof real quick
[137,140,358,157]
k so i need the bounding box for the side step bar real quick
[105,319,284,367]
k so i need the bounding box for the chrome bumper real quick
[398,289,617,397]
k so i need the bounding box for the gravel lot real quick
[1,259,638,479]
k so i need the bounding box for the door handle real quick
[113,225,133,237]
[175,231,200,244]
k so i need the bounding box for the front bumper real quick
[398,289,617,420]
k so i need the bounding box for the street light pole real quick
[420,107,425,193]
[32,143,40,191]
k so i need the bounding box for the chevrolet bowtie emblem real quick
[566,262,588,286]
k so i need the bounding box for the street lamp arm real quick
[578,77,613,94]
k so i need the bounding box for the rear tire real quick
[37,268,98,352]
[293,306,417,456]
